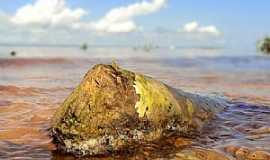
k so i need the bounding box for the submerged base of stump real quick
[50,63,227,156]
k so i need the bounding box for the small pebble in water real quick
[224,145,270,160]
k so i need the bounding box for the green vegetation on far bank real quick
[258,37,270,54]
[80,43,88,51]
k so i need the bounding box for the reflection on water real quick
[0,50,270,159]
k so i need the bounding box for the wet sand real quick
[0,57,270,159]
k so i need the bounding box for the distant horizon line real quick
[0,43,224,50]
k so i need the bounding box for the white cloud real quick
[11,0,87,27]
[0,0,169,44]
[183,21,199,32]
[9,0,167,33]
[99,0,166,23]
[1,0,222,46]
[87,0,167,33]
[198,26,220,35]
[182,21,221,36]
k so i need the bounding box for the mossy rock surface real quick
[51,63,227,156]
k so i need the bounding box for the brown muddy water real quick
[0,57,270,160]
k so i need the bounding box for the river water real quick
[0,47,270,159]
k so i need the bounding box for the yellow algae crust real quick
[133,74,182,124]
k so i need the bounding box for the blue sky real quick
[0,0,269,49]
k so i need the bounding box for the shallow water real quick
[0,54,270,159]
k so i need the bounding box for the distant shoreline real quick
[0,43,224,50]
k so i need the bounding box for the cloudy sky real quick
[0,0,269,48]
